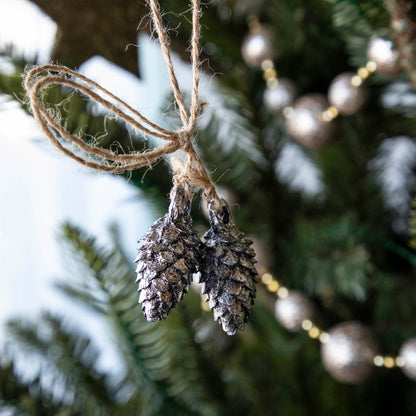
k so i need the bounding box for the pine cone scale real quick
[135,185,201,321]
[200,202,258,335]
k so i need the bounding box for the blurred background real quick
[1,0,416,415]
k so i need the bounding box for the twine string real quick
[188,0,201,132]
[24,0,220,205]
[148,0,189,127]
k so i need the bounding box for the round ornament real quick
[241,28,273,68]
[263,79,296,113]
[328,72,366,115]
[321,322,378,384]
[274,291,314,332]
[286,94,333,148]
[399,338,416,381]
[367,37,400,76]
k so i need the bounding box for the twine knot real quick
[24,0,220,206]
[175,130,194,154]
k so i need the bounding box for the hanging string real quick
[24,0,220,206]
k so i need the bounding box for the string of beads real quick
[200,268,415,384]
[234,16,416,384]
[241,16,401,148]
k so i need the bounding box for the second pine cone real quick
[200,201,257,335]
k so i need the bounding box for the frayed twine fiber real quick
[24,0,220,207]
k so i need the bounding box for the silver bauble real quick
[286,94,333,148]
[241,28,273,68]
[367,37,400,76]
[263,79,296,113]
[274,291,314,332]
[399,338,416,381]
[328,72,366,115]
[321,322,378,384]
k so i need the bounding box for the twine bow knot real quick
[24,0,220,207]
[175,130,194,154]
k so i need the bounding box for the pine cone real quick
[200,201,257,335]
[135,185,200,321]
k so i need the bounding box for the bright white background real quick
[0,0,174,373]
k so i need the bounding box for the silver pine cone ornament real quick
[200,201,258,335]
[135,184,200,321]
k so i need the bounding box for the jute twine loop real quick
[24,0,220,207]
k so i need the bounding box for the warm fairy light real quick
[328,106,338,117]
[372,355,401,369]
[322,106,339,122]
[277,287,288,298]
[267,78,279,88]
[366,60,377,72]
[261,59,274,71]
[263,69,277,80]
[351,75,362,87]
[260,271,282,294]
[267,280,279,293]
[384,356,395,368]
[357,67,370,79]
[261,272,274,285]
[396,356,405,367]
[373,355,384,367]
[308,327,320,339]
[322,111,333,122]
[302,319,313,331]
[258,265,408,376]
[319,332,330,343]
[283,106,294,118]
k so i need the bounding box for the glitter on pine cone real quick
[134,185,200,322]
[200,201,258,336]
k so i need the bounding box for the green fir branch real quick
[6,313,116,415]
[0,361,79,416]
